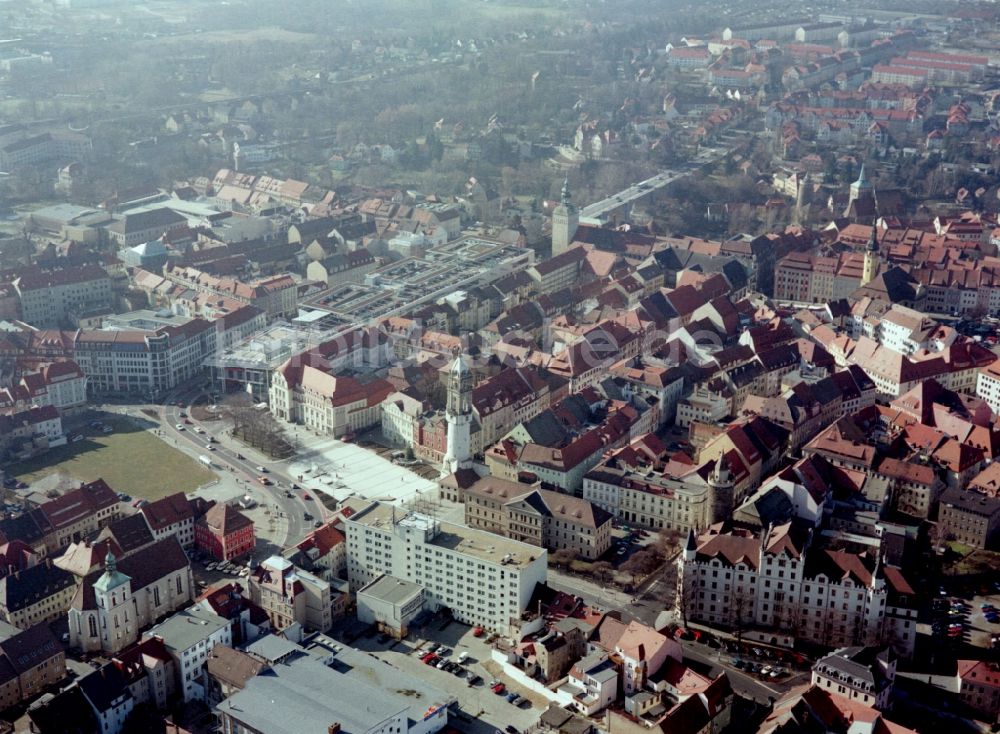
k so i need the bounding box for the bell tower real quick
[862,221,880,286]
[707,456,735,524]
[442,354,473,475]
[551,177,579,257]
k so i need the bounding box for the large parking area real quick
[926,587,1000,652]
[337,620,542,734]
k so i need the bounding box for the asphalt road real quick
[155,385,317,547]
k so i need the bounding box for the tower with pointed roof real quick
[92,550,137,654]
[707,456,735,524]
[862,220,880,286]
[845,163,877,222]
[442,353,474,475]
[850,163,871,200]
[551,177,579,257]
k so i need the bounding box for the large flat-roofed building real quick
[345,502,547,636]
[221,634,450,734]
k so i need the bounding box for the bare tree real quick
[549,549,577,570]
[592,561,613,583]
[223,393,293,459]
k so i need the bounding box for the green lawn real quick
[5,417,215,500]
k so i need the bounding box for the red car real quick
[492,683,505,694]
[473,626,484,638]
[423,654,438,665]
[303,493,312,501]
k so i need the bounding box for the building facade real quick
[345,502,547,635]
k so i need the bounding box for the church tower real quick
[849,163,872,203]
[93,550,137,655]
[551,177,579,257]
[442,354,474,475]
[794,172,811,225]
[862,221,880,286]
[707,456,735,524]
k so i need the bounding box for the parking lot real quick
[342,622,543,734]
[927,587,1000,652]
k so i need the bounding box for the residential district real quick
[2,5,1000,734]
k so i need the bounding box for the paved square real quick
[287,434,440,506]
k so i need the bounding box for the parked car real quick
[467,675,482,687]
[492,683,505,695]
[458,651,469,664]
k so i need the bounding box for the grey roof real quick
[813,646,893,693]
[217,651,411,734]
[302,634,451,726]
[147,607,229,653]
[357,574,423,606]
[107,208,186,235]
[0,561,75,613]
[245,634,302,664]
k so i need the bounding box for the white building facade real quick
[345,503,547,636]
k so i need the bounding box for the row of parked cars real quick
[199,556,251,578]
[932,597,973,643]
[731,659,785,678]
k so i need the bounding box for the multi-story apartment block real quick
[811,646,897,711]
[345,502,547,635]
[139,492,196,548]
[28,478,121,555]
[976,358,1000,415]
[147,607,232,703]
[0,560,76,629]
[248,555,338,633]
[957,660,1000,722]
[73,320,218,397]
[472,367,553,448]
[678,522,917,657]
[13,264,113,328]
[938,488,1000,549]
[195,504,255,562]
[269,359,394,438]
[105,208,188,248]
[582,438,721,534]
[462,477,613,560]
[162,266,297,319]
[0,623,66,712]
[0,361,88,412]
[0,405,63,458]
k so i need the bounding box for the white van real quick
[458,651,469,664]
